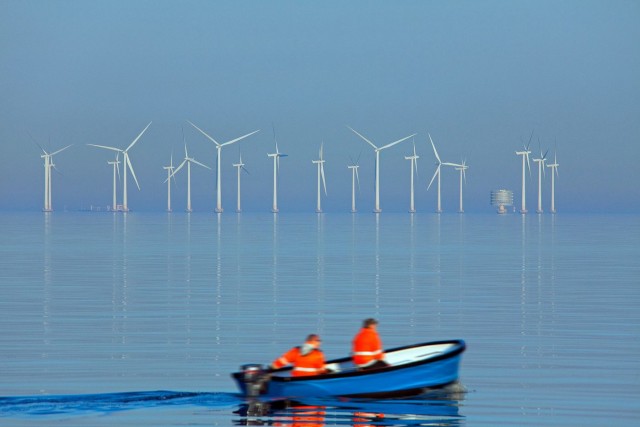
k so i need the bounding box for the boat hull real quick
[232,339,465,399]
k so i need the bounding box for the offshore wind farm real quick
[25,121,573,215]
[2,2,637,214]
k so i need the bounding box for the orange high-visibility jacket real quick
[352,327,384,367]
[272,346,326,377]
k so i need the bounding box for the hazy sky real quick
[1,0,638,213]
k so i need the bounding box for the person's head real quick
[305,334,322,348]
[362,318,378,329]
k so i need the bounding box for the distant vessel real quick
[491,189,513,214]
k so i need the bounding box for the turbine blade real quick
[272,123,278,145]
[355,167,360,191]
[379,133,416,151]
[427,165,440,191]
[526,129,534,150]
[191,158,211,169]
[126,155,141,190]
[126,122,152,152]
[27,130,43,151]
[172,160,187,176]
[88,144,122,153]
[188,120,220,146]
[320,164,327,195]
[220,129,260,147]
[50,144,72,156]
[347,126,378,150]
[428,134,441,164]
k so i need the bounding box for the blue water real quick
[1,212,638,426]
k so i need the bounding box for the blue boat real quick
[232,339,465,400]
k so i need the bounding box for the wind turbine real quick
[532,146,548,214]
[168,144,211,212]
[88,122,152,212]
[347,155,361,213]
[232,152,249,213]
[452,160,468,213]
[312,143,327,213]
[39,144,72,212]
[404,139,419,213]
[546,152,559,214]
[515,131,533,214]
[107,154,121,211]
[188,121,259,213]
[427,134,458,213]
[347,126,416,213]
[268,127,287,213]
[163,154,175,212]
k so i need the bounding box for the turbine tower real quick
[40,144,72,212]
[88,122,152,212]
[347,156,361,213]
[532,147,548,214]
[546,153,559,214]
[453,160,468,213]
[404,140,419,213]
[163,154,175,212]
[168,144,211,212]
[188,121,259,213]
[107,154,121,211]
[348,126,415,213]
[515,132,533,214]
[312,143,327,213]
[268,128,287,213]
[232,153,249,213]
[427,134,457,213]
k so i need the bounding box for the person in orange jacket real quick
[352,318,389,370]
[270,334,328,377]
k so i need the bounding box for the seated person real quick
[271,334,329,377]
[352,318,390,370]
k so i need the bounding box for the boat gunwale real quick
[266,339,466,383]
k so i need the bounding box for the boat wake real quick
[1,383,466,425]
[0,390,240,418]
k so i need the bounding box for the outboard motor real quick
[241,364,269,398]
[240,364,270,417]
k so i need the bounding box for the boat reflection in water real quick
[234,382,465,426]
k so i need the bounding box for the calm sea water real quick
[0,212,638,426]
